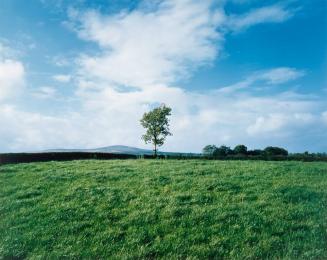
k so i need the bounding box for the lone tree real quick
[140,104,172,157]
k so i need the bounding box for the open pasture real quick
[1,160,326,258]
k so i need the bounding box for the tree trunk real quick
[154,143,157,158]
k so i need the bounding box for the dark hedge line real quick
[0,152,137,165]
[1,152,326,165]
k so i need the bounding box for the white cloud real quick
[247,114,286,136]
[227,3,295,32]
[0,105,83,152]
[0,59,25,101]
[71,0,225,87]
[246,112,316,136]
[0,42,25,101]
[53,74,71,83]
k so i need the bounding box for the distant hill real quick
[41,145,200,156]
[41,145,153,155]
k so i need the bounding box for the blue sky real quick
[0,0,326,153]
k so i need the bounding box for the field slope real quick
[1,160,327,258]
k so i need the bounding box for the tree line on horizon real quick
[202,144,288,157]
[202,144,327,161]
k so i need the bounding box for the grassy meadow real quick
[1,159,327,259]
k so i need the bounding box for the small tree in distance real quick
[140,104,172,157]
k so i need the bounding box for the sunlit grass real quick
[1,160,326,258]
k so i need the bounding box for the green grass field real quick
[1,160,327,259]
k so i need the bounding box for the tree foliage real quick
[213,145,233,157]
[140,105,172,157]
[264,146,288,156]
[234,145,247,155]
[202,145,217,156]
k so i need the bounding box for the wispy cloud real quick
[217,67,305,93]
[259,67,305,84]
[226,3,297,32]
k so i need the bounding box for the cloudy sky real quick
[0,0,326,153]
